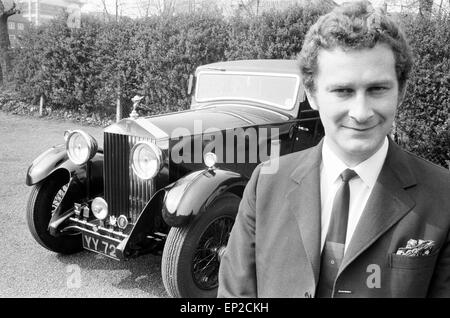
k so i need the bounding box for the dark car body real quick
[26,59,324,297]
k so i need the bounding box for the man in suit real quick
[218,1,450,298]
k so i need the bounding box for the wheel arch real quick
[27,149,104,238]
[161,169,248,227]
[26,167,84,254]
[45,168,71,185]
[224,184,245,200]
[26,144,103,189]
[161,191,240,298]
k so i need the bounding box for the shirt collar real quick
[321,136,389,189]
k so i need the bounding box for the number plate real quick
[82,232,120,260]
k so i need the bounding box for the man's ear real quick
[305,89,319,110]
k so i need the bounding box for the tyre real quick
[161,192,239,298]
[26,173,83,254]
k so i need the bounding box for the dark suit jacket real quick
[218,139,450,297]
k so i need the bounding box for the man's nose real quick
[348,93,375,123]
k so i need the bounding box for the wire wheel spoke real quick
[192,215,234,290]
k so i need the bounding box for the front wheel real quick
[26,173,83,254]
[161,192,240,298]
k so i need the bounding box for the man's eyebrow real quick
[325,79,396,90]
[325,83,352,90]
[367,79,396,86]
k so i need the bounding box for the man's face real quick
[306,43,401,166]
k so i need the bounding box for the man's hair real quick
[298,0,413,92]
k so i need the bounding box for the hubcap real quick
[217,246,227,262]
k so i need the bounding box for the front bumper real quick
[54,201,166,260]
[67,216,129,260]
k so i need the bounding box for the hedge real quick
[395,15,450,167]
[10,12,230,116]
[6,6,450,167]
[10,6,329,114]
[225,4,327,60]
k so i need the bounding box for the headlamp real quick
[131,141,163,180]
[65,130,98,165]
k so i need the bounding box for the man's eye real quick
[332,88,353,96]
[369,87,388,93]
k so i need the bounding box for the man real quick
[218,1,450,298]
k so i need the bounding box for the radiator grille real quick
[104,132,154,223]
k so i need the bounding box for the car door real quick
[292,101,324,153]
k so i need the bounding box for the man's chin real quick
[340,140,382,162]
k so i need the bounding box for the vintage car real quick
[25,59,324,298]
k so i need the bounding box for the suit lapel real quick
[286,140,323,285]
[339,140,417,275]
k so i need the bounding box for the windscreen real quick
[195,72,299,110]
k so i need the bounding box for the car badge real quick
[109,216,117,227]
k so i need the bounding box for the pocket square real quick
[396,239,435,256]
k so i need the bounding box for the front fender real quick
[27,145,104,236]
[26,144,70,186]
[162,169,248,227]
[26,144,103,189]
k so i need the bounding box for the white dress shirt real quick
[320,136,389,253]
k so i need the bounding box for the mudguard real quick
[161,169,248,227]
[26,144,103,188]
[27,144,104,236]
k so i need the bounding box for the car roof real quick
[196,59,301,76]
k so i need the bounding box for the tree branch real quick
[100,0,110,15]
[4,2,20,18]
[100,0,111,22]
[239,0,257,17]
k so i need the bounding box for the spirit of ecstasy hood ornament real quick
[129,95,144,120]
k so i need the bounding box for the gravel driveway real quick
[0,112,167,298]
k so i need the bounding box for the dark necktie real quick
[316,168,358,298]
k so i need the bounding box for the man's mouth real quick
[342,125,377,132]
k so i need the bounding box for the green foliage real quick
[131,13,229,114]
[12,14,107,112]
[11,6,327,115]
[225,4,328,60]
[11,12,229,115]
[395,15,450,167]
[7,7,450,167]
